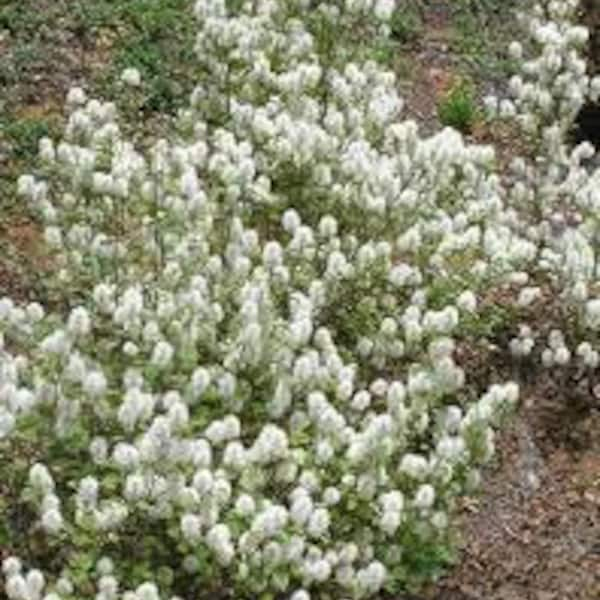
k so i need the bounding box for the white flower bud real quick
[121,68,141,87]
[414,484,435,509]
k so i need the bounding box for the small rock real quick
[565,491,580,506]
[525,470,540,491]
[583,490,600,505]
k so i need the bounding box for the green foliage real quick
[109,0,197,113]
[1,118,51,161]
[365,2,423,68]
[450,0,520,77]
[388,532,457,592]
[389,2,424,44]
[0,3,48,34]
[437,79,479,133]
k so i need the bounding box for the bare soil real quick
[425,387,600,600]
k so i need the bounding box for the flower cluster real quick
[2,1,600,599]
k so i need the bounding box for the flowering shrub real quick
[1,1,599,599]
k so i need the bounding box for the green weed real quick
[389,2,424,44]
[109,0,197,114]
[437,78,480,133]
[2,118,51,161]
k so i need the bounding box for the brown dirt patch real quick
[0,216,51,301]
[427,402,600,600]
[419,283,600,600]
[400,2,455,132]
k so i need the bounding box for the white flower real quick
[6,574,27,599]
[66,86,87,106]
[518,286,541,307]
[124,473,147,502]
[379,510,401,535]
[206,523,233,564]
[2,557,22,577]
[431,511,448,530]
[190,367,211,399]
[67,306,91,337]
[318,215,338,238]
[29,464,54,494]
[44,226,63,248]
[151,340,174,368]
[291,492,314,526]
[322,486,341,506]
[554,346,571,366]
[307,507,330,538]
[373,0,394,21]
[0,410,15,439]
[192,469,213,495]
[234,494,256,516]
[40,329,69,355]
[508,41,523,60]
[357,561,386,594]
[96,557,114,576]
[98,574,119,597]
[55,577,74,596]
[399,454,429,479]
[189,440,212,468]
[586,298,600,330]
[41,508,63,533]
[38,137,56,163]
[89,437,108,464]
[263,241,283,267]
[181,513,202,543]
[542,348,554,368]
[213,478,232,505]
[251,424,289,463]
[121,67,141,87]
[63,353,86,383]
[308,559,331,583]
[351,390,371,412]
[17,174,37,199]
[282,209,301,233]
[136,582,160,600]
[457,290,477,313]
[77,476,99,506]
[83,370,107,398]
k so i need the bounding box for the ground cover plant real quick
[0,1,599,599]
